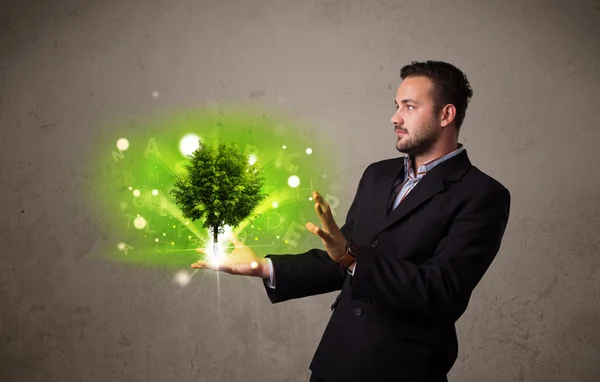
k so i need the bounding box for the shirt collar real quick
[404,144,465,179]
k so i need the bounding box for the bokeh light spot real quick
[116,138,129,151]
[288,175,300,188]
[179,134,202,157]
[133,217,147,229]
[174,271,190,286]
[248,154,257,165]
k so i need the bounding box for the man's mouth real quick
[395,129,408,135]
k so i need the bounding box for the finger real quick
[306,222,332,241]
[228,231,241,246]
[191,259,206,269]
[313,191,322,206]
[314,202,323,216]
[313,191,329,207]
[314,203,333,224]
[230,236,245,248]
[191,259,217,270]
[314,201,330,217]
[191,259,230,273]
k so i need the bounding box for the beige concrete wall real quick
[1,0,599,381]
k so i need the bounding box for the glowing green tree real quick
[170,141,266,253]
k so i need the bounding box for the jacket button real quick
[371,239,379,248]
[354,307,363,316]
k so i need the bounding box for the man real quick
[193,60,511,381]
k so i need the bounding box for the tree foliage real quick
[170,141,266,244]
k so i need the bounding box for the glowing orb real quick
[250,261,258,269]
[287,175,300,188]
[179,134,202,157]
[133,189,141,197]
[152,91,159,98]
[152,189,159,196]
[174,271,190,286]
[248,154,257,165]
[282,145,287,149]
[306,148,312,154]
[155,238,159,242]
[117,243,126,250]
[133,217,147,229]
[272,202,278,208]
[116,138,129,151]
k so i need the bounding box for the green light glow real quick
[87,105,342,269]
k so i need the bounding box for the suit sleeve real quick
[350,185,511,320]
[263,166,368,304]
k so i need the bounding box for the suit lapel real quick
[368,157,405,226]
[369,149,472,240]
[362,157,405,241]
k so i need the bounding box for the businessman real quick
[193,60,511,381]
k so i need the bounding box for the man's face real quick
[391,76,441,156]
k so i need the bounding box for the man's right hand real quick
[190,235,270,280]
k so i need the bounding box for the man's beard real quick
[395,118,439,157]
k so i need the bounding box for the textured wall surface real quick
[1,0,599,381]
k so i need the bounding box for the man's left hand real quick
[306,190,347,262]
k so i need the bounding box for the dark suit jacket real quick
[264,149,511,382]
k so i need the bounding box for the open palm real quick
[191,234,266,277]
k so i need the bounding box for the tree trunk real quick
[212,225,219,258]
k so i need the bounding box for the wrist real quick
[337,242,358,269]
[334,242,347,263]
[259,258,270,279]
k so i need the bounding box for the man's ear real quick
[440,104,456,127]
